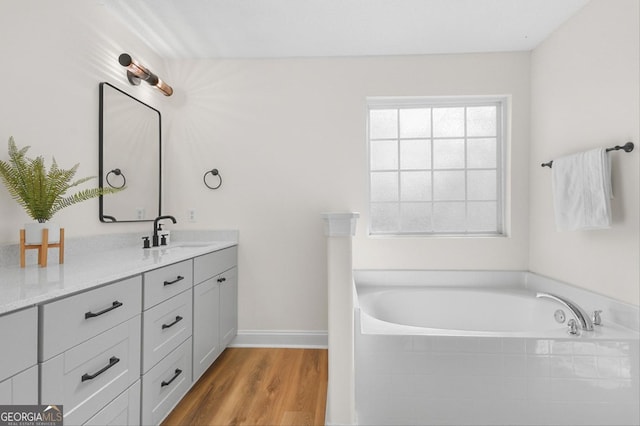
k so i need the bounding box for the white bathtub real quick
[354,270,640,426]
[360,287,567,335]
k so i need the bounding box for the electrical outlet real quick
[136,208,144,220]
[188,209,196,223]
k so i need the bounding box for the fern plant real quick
[0,136,123,222]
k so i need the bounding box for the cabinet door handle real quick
[161,368,182,387]
[85,301,123,319]
[217,277,226,283]
[81,356,120,382]
[161,315,183,330]
[164,276,184,286]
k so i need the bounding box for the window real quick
[368,97,506,236]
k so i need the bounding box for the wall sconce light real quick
[118,53,173,96]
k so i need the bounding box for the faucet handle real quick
[567,319,579,335]
[592,310,602,326]
[142,236,150,249]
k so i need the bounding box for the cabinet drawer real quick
[142,337,192,426]
[143,260,193,309]
[0,365,38,405]
[194,246,237,284]
[142,288,193,373]
[39,276,142,361]
[0,307,37,380]
[84,380,140,426]
[41,316,141,426]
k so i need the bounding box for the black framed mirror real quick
[99,82,161,222]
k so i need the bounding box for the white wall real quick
[529,0,640,305]
[0,0,168,243]
[163,53,531,332]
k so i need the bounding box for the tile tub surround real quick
[354,270,640,426]
[0,230,238,315]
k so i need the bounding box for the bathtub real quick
[354,270,640,426]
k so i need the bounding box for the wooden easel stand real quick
[20,228,65,268]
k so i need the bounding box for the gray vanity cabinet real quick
[0,240,238,426]
[192,246,238,381]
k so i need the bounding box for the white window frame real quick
[367,96,508,237]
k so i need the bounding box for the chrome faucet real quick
[152,215,177,247]
[536,292,594,331]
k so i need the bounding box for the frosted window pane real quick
[433,108,464,137]
[371,172,398,202]
[400,139,430,169]
[467,106,496,137]
[433,171,465,201]
[468,138,496,169]
[370,109,398,139]
[371,140,398,170]
[371,203,399,232]
[468,170,496,200]
[401,203,431,232]
[467,202,497,232]
[433,202,466,232]
[400,108,430,138]
[401,171,431,201]
[433,139,465,169]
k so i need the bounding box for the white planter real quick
[24,222,60,245]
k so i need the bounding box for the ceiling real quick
[100,0,589,59]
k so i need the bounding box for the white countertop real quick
[0,239,237,316]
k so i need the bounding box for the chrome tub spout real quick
[536,292,594,331]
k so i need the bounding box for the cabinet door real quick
[219,267,238,348]
[0,365,38,405]
[192,278,220,381]
[0,307,37,380]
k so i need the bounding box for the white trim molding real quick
[229,330,328,348]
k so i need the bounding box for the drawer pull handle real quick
[217,277,226,283]
[162,315,183,329]
[161,368,182,388]
[85,301,123,319]
[164,276,184,286]
[81,356,120,382]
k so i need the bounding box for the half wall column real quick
[321,212,359,425]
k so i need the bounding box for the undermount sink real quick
[171,242,213,248]
[144,241,214,251]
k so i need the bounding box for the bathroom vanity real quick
[0,234,238,425]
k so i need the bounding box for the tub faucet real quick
[152,215,177,247]
[536,292,593,331]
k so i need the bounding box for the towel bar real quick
[541,142,634,168]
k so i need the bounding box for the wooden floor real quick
[162,348,328,426]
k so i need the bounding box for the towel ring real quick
[203,168,222,190]
[106,168,126,189]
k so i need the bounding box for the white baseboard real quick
[229,330,328,348]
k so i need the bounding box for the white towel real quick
[552,148,612,231]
